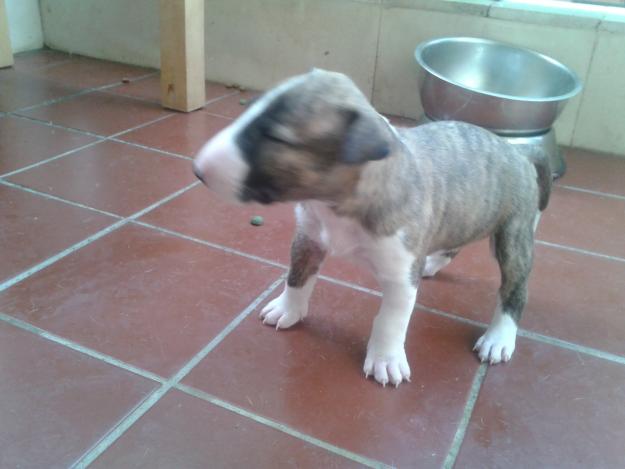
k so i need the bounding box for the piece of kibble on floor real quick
[250,215,264,226]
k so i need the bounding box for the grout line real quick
[0,182,200,294]
[132,221,287,270]
[71,275,285,468]
[7,113,104,138]
[0,312,165,383]
[175,383,391,469]
[204,90,241,106]
[72,385,170,469]
[319,275,382,297]
[199,111,236,121]
[107,112,175,138]
[1,111,186,179]
[557,184,625,202]
[12,71,160,114]
[535,240,625,264]
[109,138,192,161]
[0,218,127,293]
[169,274,286,383]
[442,363,488,469]
[0,179,122,218]
[416,303,488,329]
[14,88,107,113]
[0,139,105,179]
[517,329,625,366]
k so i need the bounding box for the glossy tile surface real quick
[456,339,625,469]
[0,321,156,468]
[0,224,283,376]
[0,184,115,283]
[0,115,97,175]
[0,68,78,112]
[8,140,196,216]
[537,186,625,258]
[92,390,362,469]
[18,91,170,136]
[559,147,625,197]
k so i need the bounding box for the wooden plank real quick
[160,0,205,112]
[0,0,13,68]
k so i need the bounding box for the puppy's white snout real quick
[193,126,248,201]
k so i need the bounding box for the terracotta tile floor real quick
[1,49,624,468]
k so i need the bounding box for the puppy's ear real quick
[339,109,392,165]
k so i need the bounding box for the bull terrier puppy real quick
[193,69,551,387]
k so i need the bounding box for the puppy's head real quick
[192,69,395,204]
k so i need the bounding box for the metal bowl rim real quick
[414,36,583,103]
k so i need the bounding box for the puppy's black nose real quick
[192,162,204,183]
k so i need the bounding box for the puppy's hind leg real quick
[261,207,326,329]
[475,219,534,364]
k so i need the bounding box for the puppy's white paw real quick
[363,347,411,388]
[259,291,306,330]
[474,314,518,364]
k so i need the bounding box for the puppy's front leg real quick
[364,240,420,387]
[260,206,326,329]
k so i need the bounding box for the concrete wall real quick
[6,0,44,53]
[39,0,625,156]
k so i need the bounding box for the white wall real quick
[6,0,43,53]
[40,0,159,68]
[37,0,625,156]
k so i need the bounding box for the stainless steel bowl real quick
[414,37,582,135]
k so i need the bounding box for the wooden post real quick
[0,0,13,68]
[160,0,205,112]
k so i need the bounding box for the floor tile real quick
[8,140,195,216]
[419,241,625,357]
[12,49,72,72]
[25,55,154,89]
[0,115,97,175]
[537,186,625,259]
[92,389,361,468]
[0,184,115,283]
[0,224,283,376]
[17,91,170,136]
[455,339,625,469]
[119,111,231,157]
[139,186,378,288]
[107,75,234,104]
[202,90,260,119]
[0,68,79,112]
[0,321,156,468]
[559,147,625,197]
[183,279,482,468]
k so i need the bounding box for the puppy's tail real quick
[527,147,552,211]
